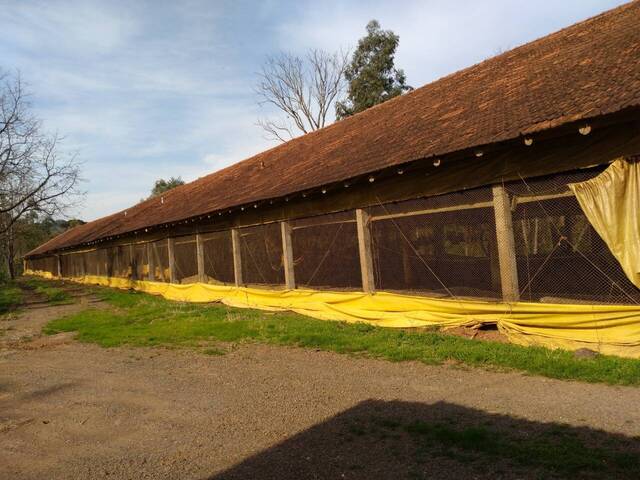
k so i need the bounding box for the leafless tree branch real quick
[255,49,349,142]
[0,69,83,277]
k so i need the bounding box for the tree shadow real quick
[210,400,639,480]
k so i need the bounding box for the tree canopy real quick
[336,20,412,119]
[150,177,185,197]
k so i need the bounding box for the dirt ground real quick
[1,289,640,479]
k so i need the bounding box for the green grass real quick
[392,417,638,478]
[22,277,72,304]
[0,282,23,314]
[43,287,640,386]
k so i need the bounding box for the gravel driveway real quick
[1,301,639,479]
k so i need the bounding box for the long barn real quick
[26,2,640,357]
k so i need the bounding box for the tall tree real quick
[0,70,82,278]
[255,49,349,142]
[336,20,412,119]
[150,177,184,197]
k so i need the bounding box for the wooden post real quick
[129,244,135,279]
[492,185,520,302]
[356,208,376,293]
[196,233,206,283]
[56,255,62,278]
[147,243,155,281]
[280,221,295,289]
[167,237,177,284]
[231,228,243,286]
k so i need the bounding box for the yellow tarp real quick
[569,158,640,288]
[25,270,640,358]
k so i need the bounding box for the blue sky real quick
[0,0,627,220]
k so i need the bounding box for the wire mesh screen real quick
[96,248,108,277]
[29,164,640,307]
[150,240,170,282]
[132,243,148,280]
[239,223,284,286]
[202,230,234,284]
[291,211,361,289]
[111,245,132,278]
[174,235,198,283]
[85,249,98,276]
[370,187,501,299]
[29,256,57,275]
[506,168,640,304]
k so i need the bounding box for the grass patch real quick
[44,287,640,385]
[22,278,72,304]
[404,419,639,478]
[0,282,23,314]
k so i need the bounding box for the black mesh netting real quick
[150,240,170,282]
[30,165,640,305]
[506,169,640,304]
[370,186,501,299]
[173,235,198,283]
[202,230,235,285]
[291,211,361,289]
[29,256,57,275]
[239,223,284,286]
[85,250,98,276]
[131,244,148,280]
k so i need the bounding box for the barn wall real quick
[25,162,640,306]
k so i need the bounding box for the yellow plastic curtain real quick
[569,158,640,288]
[25,271,640,358]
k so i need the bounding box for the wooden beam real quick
[280,221,295,289]
[167,237,177,284]
[129,243,135,279]
[371,200,494,221]
[356,208,376,293]
[147,242,155,281]
[492,185,520,302]
[231,228,243,286]
[56,255,62,278]
[196,233,205,283]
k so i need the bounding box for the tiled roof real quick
[28,1,640,256]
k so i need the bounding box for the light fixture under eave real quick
[344,182,350,188]
[397,169,404,175]
[433,158,441,167]
[475,151,483,158]
[368,176,375,183]
[321,188,327,194]
[579,124,592,135]
[524,137,533,146]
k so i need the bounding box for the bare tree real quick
[0,70,82,278]
[256,49,349,142]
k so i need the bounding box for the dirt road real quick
[1,297,639,479]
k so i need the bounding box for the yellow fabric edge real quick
[24,270,640,358]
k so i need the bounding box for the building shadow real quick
[209,399,639,480]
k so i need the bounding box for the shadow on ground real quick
[211,400,640,480]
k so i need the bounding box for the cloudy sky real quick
[0,0,626,220]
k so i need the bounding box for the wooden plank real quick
[515,190,574,205]
[231,228,243,286]
[492,185,520,302]
[280,221,295,289]
[371,200,493,221]
[355,208,376,293]
[196,233,205,283]
[167,237,177,284]
[56,255,62,277]
[147,242,155,281]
